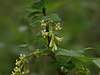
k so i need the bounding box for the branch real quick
[42,7,66,75]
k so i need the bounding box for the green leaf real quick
[56,48,94,62]
[49,14,61,21]
[26,7,40,12]
[31,0,45,10]
[32,14,41,19]
[32,15,42,23]
[56,48,84,57]
[76,57,93,62]
[65,61,75,71]
[28,11,41,17]
[93,59,100,68]
[42,14,61,21]
[77,47,94,54]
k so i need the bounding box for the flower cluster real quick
[75,65,90,75]
[40,20,47,38]
[49,37,57,52]
[55,23,62,31]
[60,66,68,74]
[40,20,63,52]
[33,49,40,58]
[15,54,27,66]
[40,20,47,27]
[11,54,29,75]
[41,30,49,38]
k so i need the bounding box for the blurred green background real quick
[0,0,100,75]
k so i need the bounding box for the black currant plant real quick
[11,0,100,75]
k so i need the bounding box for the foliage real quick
[10,0,100,75]
[0,0,100,75]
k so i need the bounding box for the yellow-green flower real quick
[55,36,63,42]
[33,49,40,58]
[41,30,49,38]
[55,22,62,31]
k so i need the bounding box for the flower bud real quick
[55,36,63,42]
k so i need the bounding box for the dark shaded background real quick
[0,0,100,75]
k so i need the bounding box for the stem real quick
[42,7,66,75]
[42,7,50,47]
[42,7,46,16]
